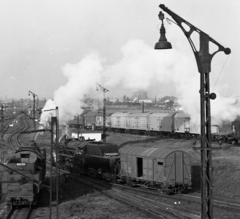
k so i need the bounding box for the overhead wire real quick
[213,55,229,89]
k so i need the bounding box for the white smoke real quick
[39,99,56,128]
[40,39,239,132]
[54,53,103,124]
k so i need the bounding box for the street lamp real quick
[155,11,172,49]
[28,90,38,130]
[155,5,230,219]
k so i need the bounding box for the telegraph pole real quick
[0,105,4,162]
[96,83,109,142]
[48,107,59,219]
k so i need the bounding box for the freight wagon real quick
[96,112,113,128]
[110,112,129,132]
[119,145,191,193]
[84,111,98,129]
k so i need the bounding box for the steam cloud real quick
[40,39,239,132]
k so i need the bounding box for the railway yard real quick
[0,111,240,219]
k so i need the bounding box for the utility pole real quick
[0,105,4,162]
[96,83,109,142]
[48,107,59,219]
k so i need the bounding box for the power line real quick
[213,56,229,89]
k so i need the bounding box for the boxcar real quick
[119,145,191,192]
[110,112,129,131]
[96,112,113,128]
[173,111,190,133]
[149,112,170,132]
[127,112,151,131]
[84,111,98,129]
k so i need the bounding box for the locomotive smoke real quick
[41,39,239,132]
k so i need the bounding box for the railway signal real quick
[96,83,109,143]
[155,5,230,219]
[28,90,38,130]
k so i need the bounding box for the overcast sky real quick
[0,0,239,100]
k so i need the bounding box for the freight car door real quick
[174,151,183,183]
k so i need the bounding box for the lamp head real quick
[155,11,172,50]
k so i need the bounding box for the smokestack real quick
[142,101,144,113]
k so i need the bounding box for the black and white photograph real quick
[0,1,239,218]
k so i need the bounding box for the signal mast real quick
[96,83,109,142]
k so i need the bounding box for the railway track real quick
[7,115,30,151]
[57,167,200,219]
[56,162,240,218]
[109,181,240,214]
[5,206,32,219]
[181,193,240,212]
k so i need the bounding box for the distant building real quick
[139,99,153,103]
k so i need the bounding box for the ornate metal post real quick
[155,5,231,218]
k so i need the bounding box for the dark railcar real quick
[84,142,119,171]
[1,142,46,206]
[59,140,120,180]
[84,111,98,129]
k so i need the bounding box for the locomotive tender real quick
[59,139,192,193]
[1,141,46,206]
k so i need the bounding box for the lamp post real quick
[155,5,230,219]
[28,91,38,130]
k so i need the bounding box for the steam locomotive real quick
[58,138,192,193]
[1,141,46,206]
